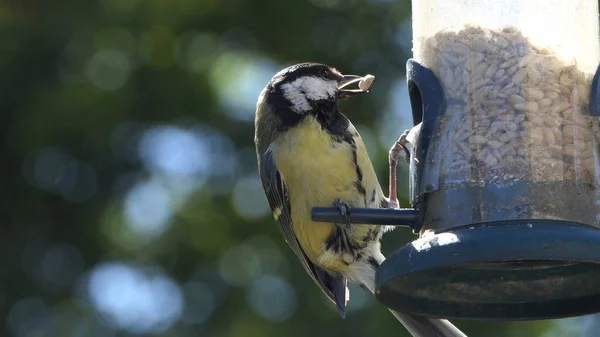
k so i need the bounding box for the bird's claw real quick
[389,129,411,164]
[387,129,411,208]
[383,197,399,210]
[332,197,352,226]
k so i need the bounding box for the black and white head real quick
[255,62,372,147]
[259,62,369,117]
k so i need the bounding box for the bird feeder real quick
[377,0,600,321]
[313,0,600,322]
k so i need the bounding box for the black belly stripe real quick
[324,224,363,263]
[343,133,366,199]
[362,228,375,244]
[324,226,343,252]
[353,181,366,195]
[351,143,363,183]
[313,106,367,199]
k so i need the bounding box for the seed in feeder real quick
[489,140,504,149]
[414,23,597,201]
[470,135,487,144]
[512,68,527,84]
[509,94,525,105]
[499,133,513,143]
[526,102,539,113]
[359,75,375,91]
[526,87,545,100]
[539,98,552,107]
[485,153,499,166]
[514,103,528,111]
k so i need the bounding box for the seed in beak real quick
[359,74,375,91]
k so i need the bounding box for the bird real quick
[254,62,467,337]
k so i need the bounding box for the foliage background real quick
[1,0,598,336]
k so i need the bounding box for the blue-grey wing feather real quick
[259,148,348,317]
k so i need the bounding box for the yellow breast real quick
[272,116,382,270]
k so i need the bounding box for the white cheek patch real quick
[300,77,338,100]
[281,77,338,113]
[281,82,311,113]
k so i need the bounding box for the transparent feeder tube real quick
[411,0,600,228]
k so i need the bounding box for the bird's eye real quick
[319,69,329,77]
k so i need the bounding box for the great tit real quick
[255,62,466,337]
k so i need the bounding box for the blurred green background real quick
[1,0,598,336]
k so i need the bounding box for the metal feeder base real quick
[375,220,600,321]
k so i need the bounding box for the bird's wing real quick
[259,148,349,317]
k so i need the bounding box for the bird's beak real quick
[337,75,371,100]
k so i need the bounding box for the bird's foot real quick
[383,197,399,210]
[387,130,411,208]
[388,129,411,165]
[332,197,352,226]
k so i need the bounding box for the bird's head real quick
[261,62,371,116]
[255,62,373,148]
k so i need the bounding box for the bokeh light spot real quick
[7,297,52,337]
[60,161,98,203]
[32,148,74,191]
[123,180,173,240]
[39,244,85,292]
[23,148,98,203]
[355,125,380,163]
[219,28,258,52]
[110,121,146,163]
[84,49,131,91]
[137,124,238,196]
[247,275,296,321]
[245,235,287,275]
[209,53,280,121]
[376,77,413,147]
[232,176,270,220]
[189,267,229,308]
[395,17,413,55]
[93,26,139,68]
[181,281,216,325]
[86,262,183,334]
[58,43,92,84]
[139,126,210,178]
[138,26,175,68]
[176,31,219,73]
[218,244,261,287]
